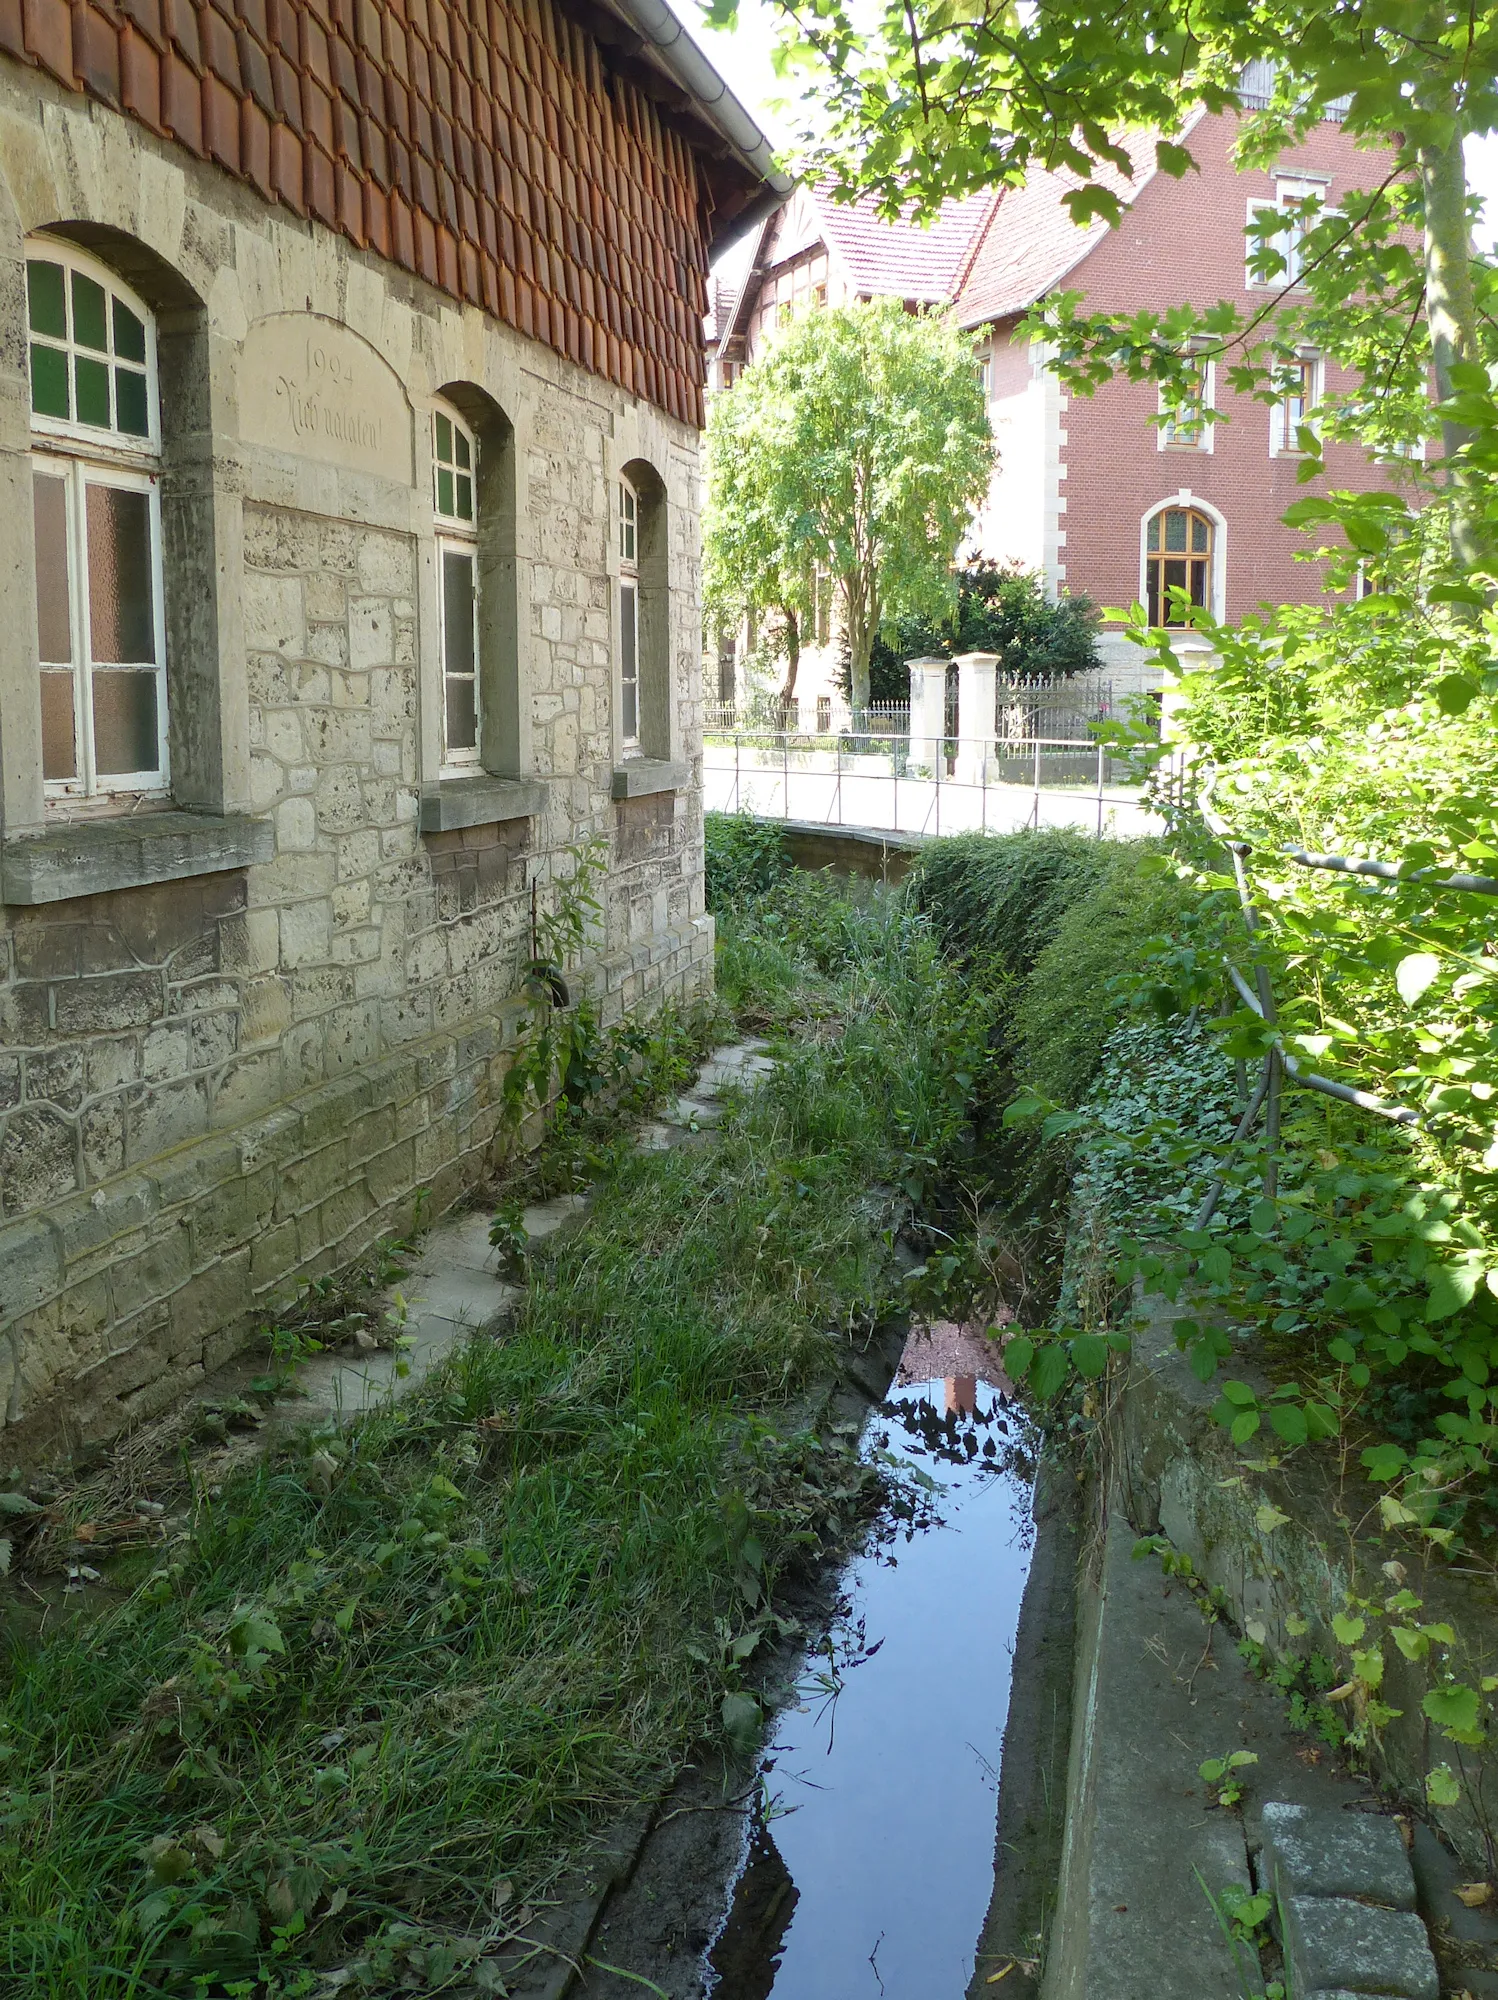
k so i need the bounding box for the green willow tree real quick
[703,297,994,711]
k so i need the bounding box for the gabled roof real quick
[707,125,1184,351]
[953,127,1184,326]
[806,185,1001,302]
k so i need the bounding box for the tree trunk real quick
[1417,106,1490,575]
[841,573,876,711]
[776,604,801,709]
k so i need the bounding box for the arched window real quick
[28,241,166,796]
[432,400,479,768]
[1146,506,1214,627]
[618,475,640,749]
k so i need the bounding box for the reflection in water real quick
[706,1824,799,2000]
[946,1375,977,1418]
[706,1375,1036,1999]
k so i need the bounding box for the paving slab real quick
[412,1208,499,1278]
[1410,1822,1498,1997]
[660,1095,723,1130]
[1262,1802,1415,1909]
[1283,1895,1438,1999]
[521,1193,590,1240]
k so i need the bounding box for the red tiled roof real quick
[0,0,739,426]
[953,129,1173,325]
[811,184,1000,301]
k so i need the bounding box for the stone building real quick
[0,0,785,1459]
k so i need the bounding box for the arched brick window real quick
[1146,506,1214,627]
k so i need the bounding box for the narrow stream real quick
[705,1326,1036,1999]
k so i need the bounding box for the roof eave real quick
[581,0,794,253]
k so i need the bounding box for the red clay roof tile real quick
[4,0,718,423]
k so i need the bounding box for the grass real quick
[0,878,985,2000]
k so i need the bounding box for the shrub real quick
[864,561,1102,704]
[904,830,1114,984]
[704,812,789,910]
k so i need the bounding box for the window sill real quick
[2,809,272,906]
[418,774,546,833]
[611,759,689,801]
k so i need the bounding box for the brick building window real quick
[433,402,480,769]
[619,476,640,749]
[27,243,167,799]
[1159,354,1212,450]
[1270,355,1321,456]
[1146,506,1214,626]
[1248,177,1327,289]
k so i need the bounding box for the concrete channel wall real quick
[1109,1294,1498,1874]
[1034,1297,1498,1997]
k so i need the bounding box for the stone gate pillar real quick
[955,651,999,787]
[906,656,948,777]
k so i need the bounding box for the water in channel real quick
[706,1324,1036,1999]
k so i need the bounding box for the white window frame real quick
[27,240,168,800]
[1139,492,1227,626]
[619,476,640,753]
[432,399,481,772]
[26,240,161,456]
[1246,173,1331,291]
[1158,353,1214,452]
[33,453,170,798]
[1270,352,1323,457]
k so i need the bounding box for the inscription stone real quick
[241,315,412,482]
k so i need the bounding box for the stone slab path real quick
[248,1038,774,1431]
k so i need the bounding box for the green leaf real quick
[1434,672,1479,714]
[1427,1763,1462,1808]
[1255,1504,1290,1534]
[227,1611,286,1660]
[1395,953,1441,1006]
[1041,1108,1087,1141]
[1428,1263,1481,1322]
[720,1691,762,1756]
[1424,1683,1484,1743]
[1231,1410,1261,1444]
[1200,1246,1233,1284]
[1190,1341,1220,1384]
[1268,1403,1309,1447]
[1332,1613,1366,1646]
[1071,1332,1109,1380]
[1031,1345,1070,1400]
[1361,1443,1408,1481]
[1002,1094,1046,1128]
[1004,1336,1035,1383]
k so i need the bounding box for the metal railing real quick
[703,728,1154,841]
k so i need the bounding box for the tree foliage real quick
[715,0,1498,564]
[864,560,1102,703]
[703,298,994,709]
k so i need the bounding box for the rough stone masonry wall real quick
[0,68,714,1468]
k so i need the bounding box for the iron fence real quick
[704,673,1115,744]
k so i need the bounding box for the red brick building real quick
[709,102,1407,698]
